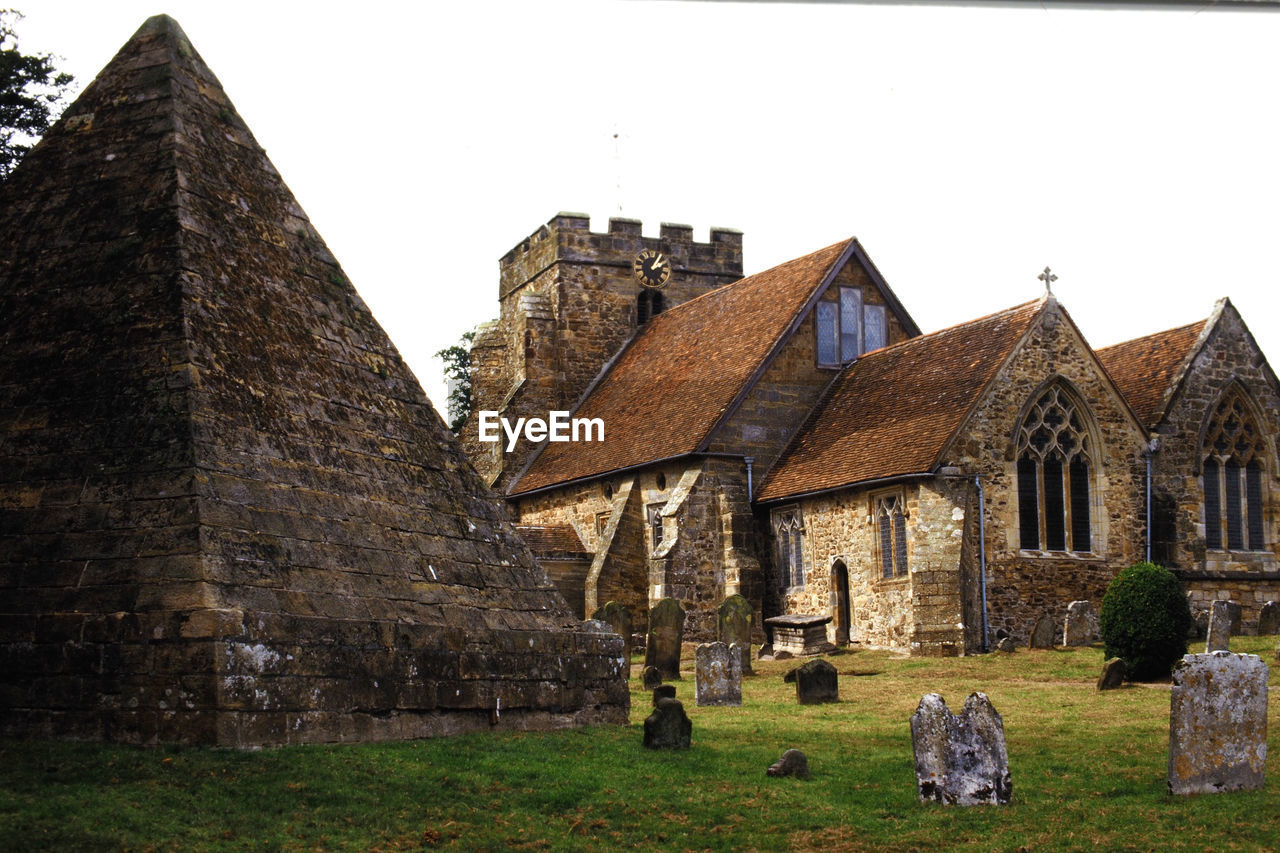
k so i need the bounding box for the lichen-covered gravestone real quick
[1063,601,1095,646]
[784,659,838,704]
[644,598,685,680]
[1258,601,1280,636]
[643,697,692,750]
[1167,652,1268,795]
[1029,614,1056,649]
[910,692,1012,806]
[695,642,741,707]
[592,601,633,667]
[717,594,754,675]
[1206,600,1233,652]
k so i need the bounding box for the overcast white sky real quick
[17,1,1280,416]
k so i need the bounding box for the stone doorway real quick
[833,560,851,645]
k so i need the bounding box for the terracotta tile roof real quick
[515,524,589,556]
[1096,319,1207,429]
[510,239,856,494]
[757,300,1044,502]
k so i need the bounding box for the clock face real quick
[633,249,672,289]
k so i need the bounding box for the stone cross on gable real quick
[1039,266,1057,296]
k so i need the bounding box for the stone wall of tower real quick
[462,213,743,491]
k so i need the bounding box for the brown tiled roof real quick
[1096,320,1207,429]
[516,524,589,556]
[510,239,856,494]
[757,300,1045,502]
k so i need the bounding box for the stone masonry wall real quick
[464,215,743,492]
[939,302,1148,644]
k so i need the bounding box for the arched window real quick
[637,289,665,326]
[772,507,805,589]
[1203,387,1268,552]
[1016,383,1096,553]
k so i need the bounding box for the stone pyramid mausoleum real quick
[0,15,628,745]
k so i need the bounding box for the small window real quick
[815,287,891,367]
[647,504,665,551]
[655,472,667,491]
[637,289,665,326]
[772,507,806,589]
[875,494,908,578]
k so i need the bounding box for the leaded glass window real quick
[876,494,908,578]
[773,508,806,589]
[1203,387,1268,552]
[1015,383,1095,553]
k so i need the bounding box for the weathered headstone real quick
[767,749,811,779]
[1258,601,1280,636]
[643,697,692,750]
[592,601,633,666]
[1063,601,1095,646]
[1191,607,1209,640]
[644,598,685,680]
[1097,658,1127,691]
[642,666,663,690]
[910,692,1013,806]
[730,642,750,679]
[1206,600,1233,652]
[996,637,1016,653]
[1029,614,1056,649]
[718,595,755,675]
[1167,652,1268,795]
[695,642,742,707]
[652,684,676,705]
[790,659,838,704]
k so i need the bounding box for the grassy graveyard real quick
[3,639,1280,852]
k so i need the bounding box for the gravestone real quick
[910,692,1012,806]
[786,659,839,704]
[1167,652,1268,795]
[652,684,676,705]
[1063,601,1095,646]
[1206,600,1233,652]
[643,697,692,750]
[1258,601,1280,636]
[718,595,755,674]
[730,643,750,679]
[1029,614,1056,649]
[592,601,633,666]
[642,666,663,690]
[1097,658,1127,691]
[765,614,834,656]
[695,642,742,707]
[767,749,811,779]
[996,637,1016,653]
[644,598,685,680]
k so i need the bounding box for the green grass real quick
[4,639,1280,851]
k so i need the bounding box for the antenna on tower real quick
[613,125,623,216]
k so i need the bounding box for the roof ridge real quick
[1095,316,1209,354]
[856,297,1045,360]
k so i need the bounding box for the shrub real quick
[1098,561,1192,681]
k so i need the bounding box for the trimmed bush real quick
[1098,562,1192,681]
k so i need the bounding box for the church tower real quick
[464,213,743,491]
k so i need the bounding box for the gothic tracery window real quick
[875,493,908,578]
[772,507,806,589]
[1016,383,1096,553]
[1203,387,1267,552]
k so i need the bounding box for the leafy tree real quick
[1098,561,1192,681]
[1,9,74,178]
[436,330,475,433]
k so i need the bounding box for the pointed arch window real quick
[1016,383,1096,553]
[637,289,665,326]
[772,507,806,589]
[875,493,908,578]
[1203,388,1268,552]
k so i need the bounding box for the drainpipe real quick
[975,474,989,653]
[745,457,754,502]
[1145,436,1161,564]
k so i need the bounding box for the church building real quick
[467,213,1280,654]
